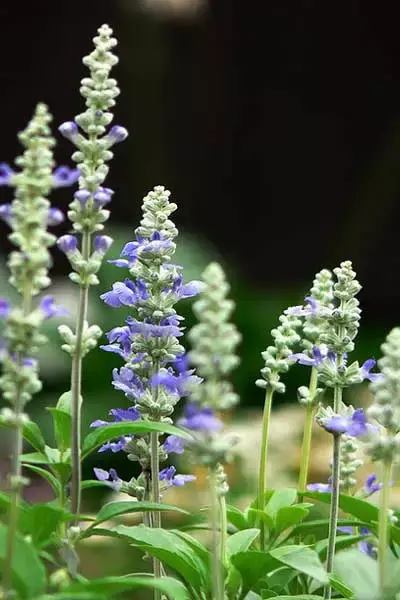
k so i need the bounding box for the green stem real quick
[218,492,228,572]
[257,387,274,550]
[378,458,393,593]
[3,291,32,595]
[150,430,162,600]
[70,229,91,519]
[210,469,224,600]
[298,367,318,494]
[323,385,342,600]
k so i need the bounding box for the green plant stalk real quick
[218,492,228,572]
[210,469,224,600]
[70,229,91,518]
[378,457,393,592]
[298,367,318,493]
[323,384,342,600]
[257,387,274,550]
[3,290,32,594]
[150,430,162,600]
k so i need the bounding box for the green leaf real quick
[246,508,274,530]
[0,522,47,598]
[269,545,328,584]
[83,501,189,533]
[37,594,106,600]
[0,417,46,452]
[291,518,367,539]
[64,576,190,599]
[275,506,309,533]
[21,452,48,464]
[82,421,192,458]
[112,525,208,590]
[333,548,378,600]
[81,479,110,490]
[227,528,259,556]
[265,567,297,594]
[305,492,378,524]
[23,464,61,495]
[20,504,65,548]
[315,534,368,559]
[47,408,72,454]
[266,489,297,519]
[328,574,355,599]
[226,504,249,531]
[231,551,281,595]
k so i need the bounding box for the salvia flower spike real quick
[367,327,400,593]
[57,23,127,520]
[0,104,66,595]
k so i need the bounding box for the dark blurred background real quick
[1,0,400,587]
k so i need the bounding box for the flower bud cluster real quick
[256,312,302,394]
[0,106,68,412]
[188,262,241,410]
[367,328,400,462]
[340,434,363,492]
[302,269,334,352]
[58,24,127,287]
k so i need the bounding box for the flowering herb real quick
[0,22,398,600]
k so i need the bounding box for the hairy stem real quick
[324,384,342,600]
[70,229,91,518]
[257,387,274,550]
[3,291,31,595]
[378,458,393,592]
[298,367,318,493]
[150,430,162,600]
[210,469,224,600]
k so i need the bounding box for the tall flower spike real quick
[98,186,201,595]
[0,105,62,596]
[256,308,301,550]
[57,24,127,521]
[367,328,400,593]
[188,262,241,411]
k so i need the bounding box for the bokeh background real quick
[1,0,400,588]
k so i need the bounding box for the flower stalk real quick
[257,387,274,549]
[378,458,393,592]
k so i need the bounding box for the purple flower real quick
[337,525,375,558]
[39,296,68,320]
[57,235,78,255]
[52,166,80,188]
[100,326,132,359]
[93,467,122,491]
[94,235,113,254]
[364,474,382,495]
[127,318,183,338]
[286,296,319,317]
[98,437,131,453]
[0,203,12,226]
[323,408,370,437]
[163,435,186,455]
[112,366,144,400]
[0,298,10,318]
[94,187,114,207]
[74,189,91,206]
[58,121,80,142]
[151,368,202,398]
[90,406,140,428]
[170,275,204,299]
[107,125,129,144]
[47,208,64,226]
[360,359,383,383]
[100,280,149,308]
[307,481,332,493]
[291,346,329,367]
[178,402,223,432]
[159,465,196,487]
[0,163,14,185]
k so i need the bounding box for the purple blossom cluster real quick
[91,210,211,489]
